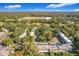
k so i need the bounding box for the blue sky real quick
[0,3,79,12]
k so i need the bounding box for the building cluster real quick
[0,27,73,55]
[38,32,73,53]
[19,26,73,53]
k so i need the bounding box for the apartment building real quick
[57,32,72,44]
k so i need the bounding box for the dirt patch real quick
[49,37,59,44]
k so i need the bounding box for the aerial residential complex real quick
[0,14,75,56]
[0,3,79,56]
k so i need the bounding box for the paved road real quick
[0,47,9,56]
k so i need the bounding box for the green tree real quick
[44,30,52,41]
[2,38,13,46]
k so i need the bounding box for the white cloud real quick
[47,3,76,8]
[74,9,79,11]
[4,5,22,9]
